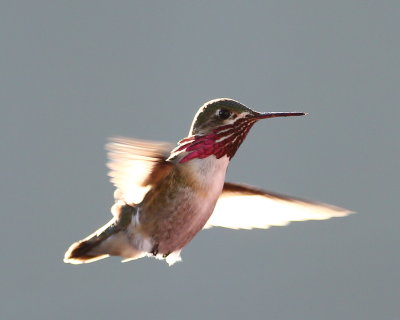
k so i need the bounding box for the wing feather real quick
[106,137,173,204]
[204,182,354,230]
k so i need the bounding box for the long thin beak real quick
[255,112,307,119]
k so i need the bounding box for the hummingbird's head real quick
[189,98,256,135]
[176,98,306,163]
[189,98,305,136]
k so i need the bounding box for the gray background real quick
[1,1,399,319]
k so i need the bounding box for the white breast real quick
[183,155,230,225]
[165,155,230,249]
[187,155,230,195]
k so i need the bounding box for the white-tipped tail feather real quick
[63,219,145,264]
[64,219,183,266]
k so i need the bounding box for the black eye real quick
[218,109,231,120]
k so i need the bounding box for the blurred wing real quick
[204,182,354,230]
[106,137,174,204]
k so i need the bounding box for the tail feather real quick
[64,239,109,264]
[64,219,145,264]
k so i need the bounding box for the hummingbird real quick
[64,98,352,266]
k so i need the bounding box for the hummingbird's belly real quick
[155,190,218,253]
[135,156,229,254]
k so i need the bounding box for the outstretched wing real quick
[204,182,354,230]
[106,137,174,205]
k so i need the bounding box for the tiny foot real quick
[151,244,159,256]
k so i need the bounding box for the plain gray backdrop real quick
[1,1,399,319]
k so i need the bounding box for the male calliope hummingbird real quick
[64,98,353,266]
